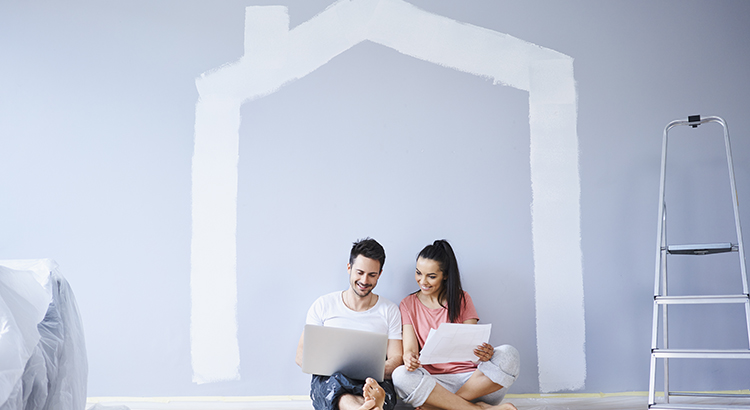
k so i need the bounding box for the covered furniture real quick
[0,259,87,410]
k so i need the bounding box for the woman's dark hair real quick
[418,239,465,323]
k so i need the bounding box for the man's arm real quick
[295,333,304,367]
[383,338,403,379]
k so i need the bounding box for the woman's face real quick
[415,257,445,297]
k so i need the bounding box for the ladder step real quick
[650,405,750,410]
[655,294,749,304]
[667,243,736,255]
[672,392,750,399]
[652,349,750,359]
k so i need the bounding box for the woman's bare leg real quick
[455,369,503,401]
[454,370,517,410]
[420,382,516,410]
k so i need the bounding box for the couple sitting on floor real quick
[295,238,520,410]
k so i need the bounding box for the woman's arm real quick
[402,324,421,371]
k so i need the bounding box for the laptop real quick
[301,324,388,382]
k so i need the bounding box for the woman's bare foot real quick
[359,378,386,410]
[476,402,517,410]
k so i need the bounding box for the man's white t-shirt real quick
[306,291,402,340]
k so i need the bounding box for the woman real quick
[392,240,519,410]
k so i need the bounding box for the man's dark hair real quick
[349,237,386,272]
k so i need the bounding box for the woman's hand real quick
[404,351,421,371]
[474,342,494,362]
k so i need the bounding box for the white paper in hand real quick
[418,323,491,364]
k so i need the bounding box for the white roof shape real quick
[191,0,584,393]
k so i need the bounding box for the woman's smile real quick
[415,257,444,297]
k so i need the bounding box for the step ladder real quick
[649,115,750,409]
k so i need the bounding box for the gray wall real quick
[2,0,750,398]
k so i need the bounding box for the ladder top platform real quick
[667,243,735,255]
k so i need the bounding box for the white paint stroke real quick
[191,96,242,383]
[191,0,585,391]
[529,59,586,392]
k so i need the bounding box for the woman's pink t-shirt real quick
[399,291,480,375]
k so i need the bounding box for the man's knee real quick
[310,373,361,410]
[337,393,364,410]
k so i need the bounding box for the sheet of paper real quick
[418,323,491,365]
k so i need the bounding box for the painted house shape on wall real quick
[191,0,585,393]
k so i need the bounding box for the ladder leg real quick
[662,225,670,403]
[650,300,660,406]
[721,119,749,295]
[649,353,657,406]
[663,304,669,403]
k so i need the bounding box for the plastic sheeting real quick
[508,395,648,410]
[86,405,130,410]
[0,259,87,410]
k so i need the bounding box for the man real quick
[296,238,403,410]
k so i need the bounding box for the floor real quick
[86,393,750,410]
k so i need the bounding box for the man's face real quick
[347,255,382,298]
